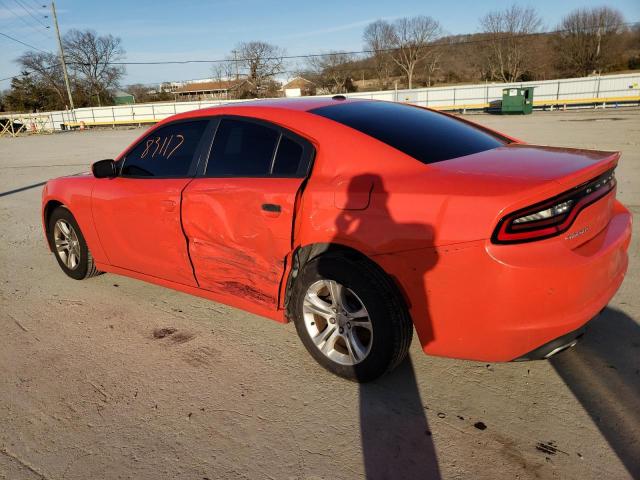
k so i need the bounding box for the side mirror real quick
[92,159,117,178]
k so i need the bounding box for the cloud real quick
[277,16,400,40]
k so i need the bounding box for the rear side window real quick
[311,101,505,164]
[206,119,279,176]
[205,118,310,177]
[121,120,208,177]
[272,136,304,176]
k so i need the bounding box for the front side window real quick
[121,120,208,177]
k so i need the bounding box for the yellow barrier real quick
[429,95,640,112]
[533,95,640,106]
[65,118,158,128]
[431,102,489,111]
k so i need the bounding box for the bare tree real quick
[479,5,542,82]
[307,52,356,94]
[16,52,66,104]
[385,16,442,89]
[555,7,626,76]
[63,29,125,106]
[235,41,285,96]
[421,48,443,87]
[211,60,236,83]
[363,20,395,89]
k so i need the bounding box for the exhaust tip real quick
[543,339,579,358]
[513,328,586,362]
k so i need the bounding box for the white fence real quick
[348,72,640,108]
[2,72,639,134]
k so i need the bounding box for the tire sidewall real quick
[291,254,401,382]
[48,207,90,280]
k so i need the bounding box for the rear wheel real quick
[48,206,101,280]
[290,253,412,382]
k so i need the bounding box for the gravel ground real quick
[0,108,638,480]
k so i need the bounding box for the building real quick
[173,79,253,101]
[282,77,316,97]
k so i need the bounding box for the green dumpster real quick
[114,90,135,105]
[501,86,534,114]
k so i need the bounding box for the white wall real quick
[4,72,640,132]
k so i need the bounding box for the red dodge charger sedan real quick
[41,97,632,381]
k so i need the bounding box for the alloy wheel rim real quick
[302,279,373,366]
[54,219,81,270]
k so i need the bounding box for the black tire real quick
[48,206,101,280]
[290,252,413,382]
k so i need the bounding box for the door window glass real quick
[272,136,304,176]
[206,119,279,176]
[121,120,208,177]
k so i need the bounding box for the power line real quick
[12,0,50,30]
[86,20,640,67]
[0,61,59,82]
[0,0,51,43]
[0,0,47,36]
[0,30,50,53]
[1,20,639,85]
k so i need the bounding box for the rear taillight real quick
[492,169,616,244]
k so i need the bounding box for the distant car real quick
[41,98,632,381]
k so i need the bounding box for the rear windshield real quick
[310,101,505,164]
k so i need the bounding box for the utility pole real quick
[232,49,239,80]
[51,1,74,111]
[595,25,602,75]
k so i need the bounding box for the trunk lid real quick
[429,144,619,245]
[436,143,618,187]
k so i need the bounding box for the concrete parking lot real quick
[0,108,638,480]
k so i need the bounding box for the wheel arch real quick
[43,199,65,250]
[284,242,411,323]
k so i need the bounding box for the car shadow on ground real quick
[359,358,440,479]
[317,173,441,479]
[550,307,640,478]
[0,181,47,198]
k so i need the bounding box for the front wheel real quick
[48,206,101,280]
[290,253,413,382]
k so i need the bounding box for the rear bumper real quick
[375,200,632,362]
[513,322,587,361]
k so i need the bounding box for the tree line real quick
[1,4,638,112]
[2,29,126,112]
[309,5,638,93]
[215,6,638,95]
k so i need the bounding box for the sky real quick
[1,0,639,88]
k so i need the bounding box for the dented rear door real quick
[181,116,313,310]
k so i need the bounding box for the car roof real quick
[194,96,368,114]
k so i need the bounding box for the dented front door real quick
[181,177,303,309]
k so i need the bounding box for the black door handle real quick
[261,203,281,213]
